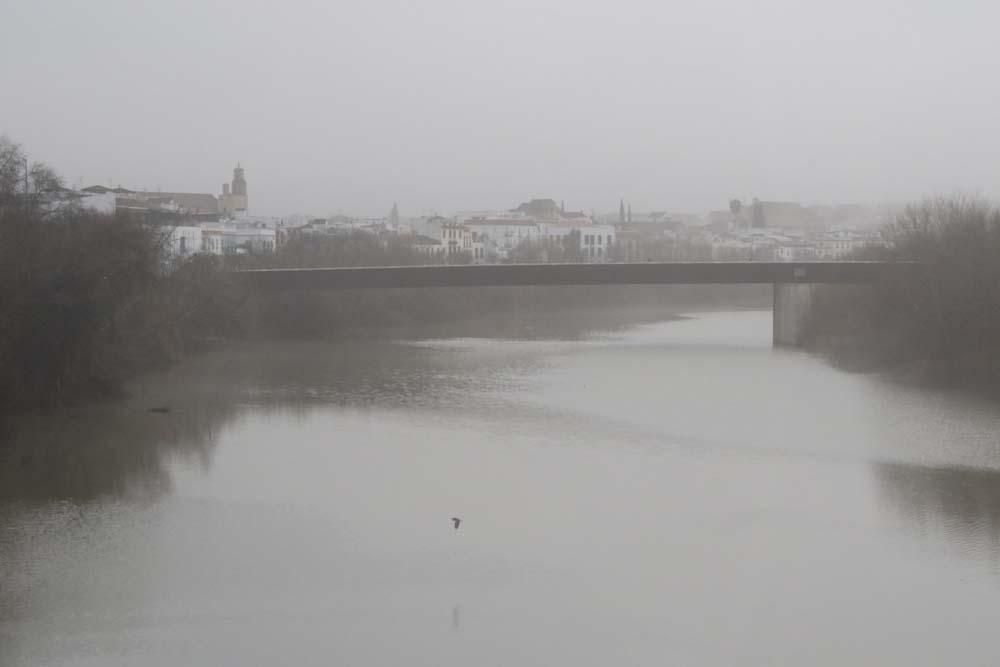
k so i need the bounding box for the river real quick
[2,310,1000,666]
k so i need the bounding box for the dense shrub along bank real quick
[803,197,1000,384]
[0,204,246,411]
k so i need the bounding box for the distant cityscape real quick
[52,164,891,264]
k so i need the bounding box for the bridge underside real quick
[241,262,907,290]
[241,262,909,348]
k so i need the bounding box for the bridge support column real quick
[773,283,813,347]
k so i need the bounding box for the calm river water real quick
[2,310,1000,666]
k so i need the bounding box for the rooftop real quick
[464,218,540,226]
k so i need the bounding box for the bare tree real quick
[729,198,742,217]
[30,162,63,193]
[0,135,64,205]
[751,197,765,229]
[0,136,26,201]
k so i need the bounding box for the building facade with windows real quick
[576,224,616,260]
[462,218,541,259]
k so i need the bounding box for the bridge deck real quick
[241,261,914,290]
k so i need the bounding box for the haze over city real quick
[7,2,1000,666]
[4,0,1000,216]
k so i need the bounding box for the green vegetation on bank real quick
[804,197,1000,384]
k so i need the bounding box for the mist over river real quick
[3,310,1000,666]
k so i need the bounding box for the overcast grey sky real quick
[2,0,998,216]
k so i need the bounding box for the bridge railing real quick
[238,261,920,290]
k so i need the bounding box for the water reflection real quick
[2,410,220,504]
[1,351,445,504]
[6,310,1000,666]
[0,306,713,506]
[1,374,234,503]
[872,461,1000,563]
[0,309,638,504]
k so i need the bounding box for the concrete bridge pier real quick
[773,283,814,347]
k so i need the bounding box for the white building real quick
[538,221,582,243]
[409,224,486,263]
[577,224,616,260]
[74,191,117,214]
[43,190,117,215]
[441,223,488,262]
[441,222,471,257]
[775,242,817,261]
[412,234,447,259]
[223,227,276,254]
[710,235,752,260]
[536,221,616,260]
[462,217,541,258]
[166,225,204,258]
[814,230,879,259]
[410,216,453,239]
[454,209,527,221]
[198,224,276,255]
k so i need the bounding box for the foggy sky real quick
[3,0,999,217]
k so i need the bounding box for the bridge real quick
[241,261,915,346]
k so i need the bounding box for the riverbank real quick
[803,197,1000,392]
[808,328,1000,398]
[6,311,1000,667]
[0,186,769,414]
[0,286,765,421]
[0,307,694,494]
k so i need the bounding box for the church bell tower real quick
[221,163,248,216]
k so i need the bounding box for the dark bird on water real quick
[451,517,461,530]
